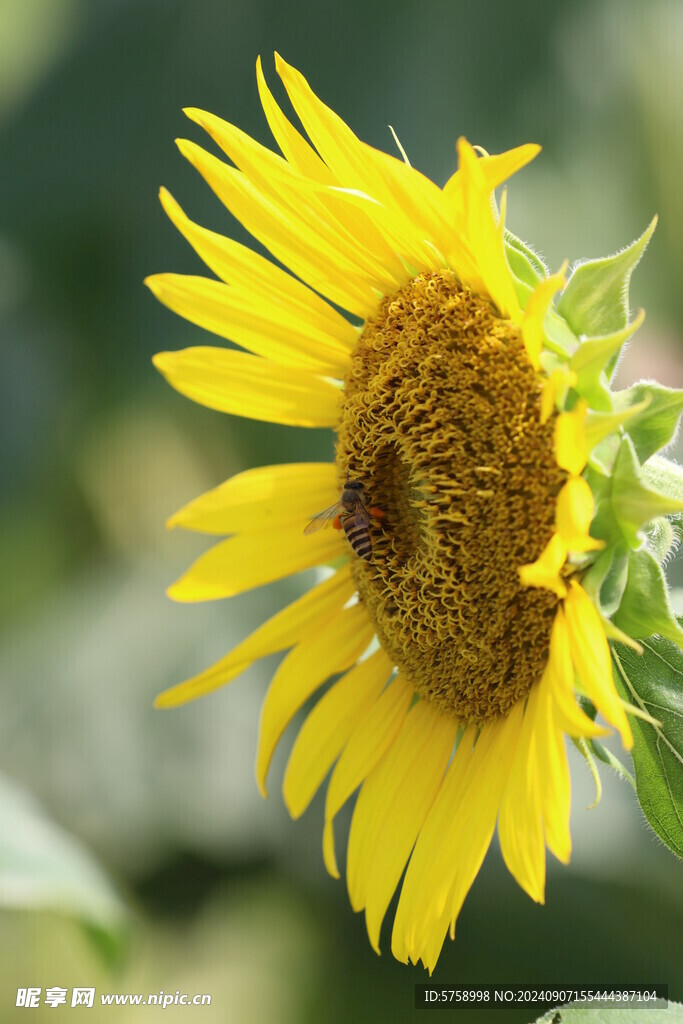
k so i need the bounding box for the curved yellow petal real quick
[555,400,651,475]
[323,673,413,876]
[256,602,375,795]
[547,608,611,740]
[555,476,604,553]
[346,701,458,952]
[498,685,546,904]
[365,147,452,257]
[521,265,567,370]
[256,55,332,182]
[155,565,354,708]
[158,188,355,346]
[167,522,346,602]
[167,462,337,535]
[518,533,568,599]
[535,672,572,863]
[564,581,633,747]
[455,137,520,321]
[274,65,449,269]
[312,183,443,275]
[443,143,541,199]
[282,647,393,818]
[177,139,380,318]
[145,274,351,375]
[444,705,525,932]
[185,107,405,297]
[274,53,449,250]
[153,347,341,428]
[257,59,416,282]
[393,705,523,971]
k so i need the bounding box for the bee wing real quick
[303,501,344,534]
[353,498,371,527]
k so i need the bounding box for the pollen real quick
[336,271,566,722]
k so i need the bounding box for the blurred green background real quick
[1,0,682,1020]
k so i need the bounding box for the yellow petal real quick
[256,55,332,181]
[256,602,375,795]
[546,608,611,740]
[365,147,453,258]
[455,137,520,321]
[274,53,449,252]
[518,533,568,598]
[185,106,404,297]
[167,462,337,535]
[564,581,633,747]
[310,183,443,275]
[555,476,604,553]
[322,820,340,878]
[444,706,524,931]
[393,706,523,971]
[282,647,393,818]
[155,565,354,708]
[521,265,567,370]
[177,139,380,318]
[346,701,458,952]
[323,673,413,876]
[257,62,414,281]
[535,674,572,863]
[260,53,443,274]
[541,367,577,424]
[145,274,351,375]
[158,187,356,346]
[555,400,588,475]
[153,347,341,428]
[498,685,546,904]
[443,143,541,199]
[555,398,652,474]
[167,522,346,602]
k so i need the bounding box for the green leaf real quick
[611,638,683,860]
[570,312,645,412]
[581,543,629,617]
[534,1003,682,1023]
[641,453,683,502]
[586,738,635,790]
[504,228,547,281]
[611,436,683,548]
[505,231,578,358]
[645,516,677,564]
[0,773,128,963]
[544,306,580,358]
[557,216,657,338]
[612,547,683,646]
[614,381,683,462]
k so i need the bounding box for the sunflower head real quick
[337,269,566,721]
[148,55,683,973]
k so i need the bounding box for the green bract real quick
[522,218,683,860]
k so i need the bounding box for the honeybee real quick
[304,480,384,561]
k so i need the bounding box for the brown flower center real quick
[335,271,566,722]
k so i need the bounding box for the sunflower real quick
[147,55,680,972]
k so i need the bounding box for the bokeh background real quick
[1,0,682,1020]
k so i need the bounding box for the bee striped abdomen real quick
[343,517,372,560]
